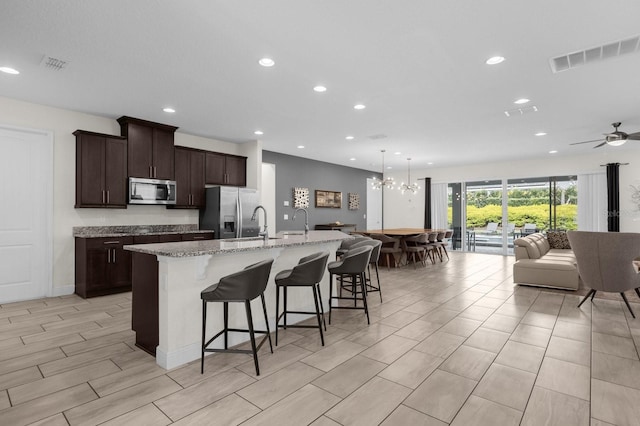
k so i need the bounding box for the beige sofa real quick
[513,233,579,290]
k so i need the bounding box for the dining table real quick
[353,228,446,267]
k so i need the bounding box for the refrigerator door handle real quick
[236,195,241,238]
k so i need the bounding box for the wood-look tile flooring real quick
[1,252,640,425]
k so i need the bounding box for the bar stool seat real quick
[274,252,330,346]
[328,246,373,324]
[201,259,274,376]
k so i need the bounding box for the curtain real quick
[431,183,449,229]
[577,173,607,231]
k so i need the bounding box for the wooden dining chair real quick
[403,233,429,268]
[369,234,403,269]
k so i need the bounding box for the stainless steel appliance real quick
[199,186,260,239]
[128,177,176,205]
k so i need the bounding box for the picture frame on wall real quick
[315,190,342,208]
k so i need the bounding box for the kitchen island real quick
[124,230,350,370]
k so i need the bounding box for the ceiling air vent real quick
[40,55,69,71]
[504,105,538,117]
[550,35,640,73]
[368,134,387,140]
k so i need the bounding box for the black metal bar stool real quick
[338,239,383,303]
[274,252,330,346]
[201,259,274,376]
[328,245,373,324]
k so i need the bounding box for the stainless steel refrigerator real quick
[199,186,260,239]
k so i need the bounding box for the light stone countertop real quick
[73,224,212,238]
[123,230,352,257]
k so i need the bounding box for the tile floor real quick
[1,252,640,425]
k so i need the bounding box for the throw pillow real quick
[547,231,571,249]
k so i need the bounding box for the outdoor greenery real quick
[448,184,578,231]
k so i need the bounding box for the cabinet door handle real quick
[107,248,111,263]
[102,190,105,204]
[112,248,116,263]
[104,241,120,244]
[193,236,205,240]
[154,166,157,178]
[106,190,110,204]
[149,166,152,177]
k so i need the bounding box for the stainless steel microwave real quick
[128,177,177,205]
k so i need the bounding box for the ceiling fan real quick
[570,122,640,148]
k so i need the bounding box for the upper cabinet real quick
[74,130,127,208]
[173,146,205,208]
[205,152,247,186]
[117,116,178,180]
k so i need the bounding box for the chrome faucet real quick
[251,205,269,241]
[293,208,309,234]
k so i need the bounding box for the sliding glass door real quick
[449,176,578,255]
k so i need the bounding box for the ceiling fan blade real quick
[569,139,603,146]
[593,141,607,148]
[627,132,640,140]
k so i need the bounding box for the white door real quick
[0,125,53,303]
[367,178,382,230]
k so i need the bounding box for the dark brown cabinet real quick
[181,232,214,241]
[76,233,213,300]
[174,147,205,208]
[74,130,127,208]
[75,236,133,298]
[117,116,178,180]
[205,152,247,186]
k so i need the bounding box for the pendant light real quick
[371,150,395,190]
[399,158,420,194]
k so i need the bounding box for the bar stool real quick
[336,235,371,258]
[328,245,373,324]
[340,239,383,303]
[201,259,274,376]
[274,252,330,346]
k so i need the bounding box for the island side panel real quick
[131,251,160,355]
[155,241,340,370]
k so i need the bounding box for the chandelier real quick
[371,149,394,190]
[399,157,420,194]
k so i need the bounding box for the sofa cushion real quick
[515,237,541,259]
[547,231,571,249]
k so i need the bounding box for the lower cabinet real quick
[75,237,133,298]
[75,233,214,299]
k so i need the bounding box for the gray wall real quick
[262,151,382,232]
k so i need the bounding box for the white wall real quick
[383,149,640,233]
[0,96,260,292]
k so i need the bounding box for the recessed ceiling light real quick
[535,132,547,136]
[427,162,433,165]
[549,150,558,154]
[394,152,401,155]
[514,98,530,105]
[162,107,176,113]
[345,136,354,140]
[386,166,392,170]
[313,85,327,92]
[485,56,505,65]
[354,104,366,110]
[258,58,275,67]
[297,145,305,149]
[254,130,264,135]
[0,66,20,75]
[349,157,356,161]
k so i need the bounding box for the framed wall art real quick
[293,187,310,208]
[315,190,342,208]
[348,193,360,210]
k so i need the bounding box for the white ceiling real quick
[2,0,640,172]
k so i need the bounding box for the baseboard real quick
[50,284,75,297]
